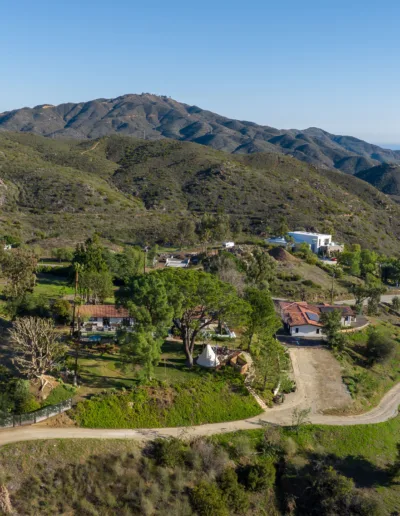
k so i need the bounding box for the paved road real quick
[0,349,398,445]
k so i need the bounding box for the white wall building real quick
[288,231,332,253]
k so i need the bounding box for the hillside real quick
[356,163,400,200]
[1,132,400,254]
[1,94,400,175]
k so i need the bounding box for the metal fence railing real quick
[0,398,73,428]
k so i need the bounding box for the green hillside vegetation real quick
[356,163,400,199]
[1,132,400,254]
[1,417,399,515]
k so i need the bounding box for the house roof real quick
[78,305,130,318]
[279,301,354,328]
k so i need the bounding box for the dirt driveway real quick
[288,347,352,414]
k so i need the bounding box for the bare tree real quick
[10,317,65,390]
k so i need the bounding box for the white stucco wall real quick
[290,325,322,337]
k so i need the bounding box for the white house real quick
[78,305,134,330]
[165,257,190,268]
[222,242,235,249]
[279,301,356,337]
[288,232,332,254]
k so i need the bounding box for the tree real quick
[52,299,72,324]
[366,285,386,316]
[161,269,248,366]
[245,248,276,287]
[117,273,173,333]
[320,309,347,351]
[360,249,378,278]
[218,468,249,514]
[204,252,245,293]
[79,270,114,304]
[366,330,395,365]
[118,327,162,380]
[339,245,361,276]
[0,248,38,317]
[277,216,289,237]
[72,234,108,273]
[9,317,65,389]
[243,287,280,352]
[351,284,370,314]
[51,247,74,263]
[177,218,196,247]
[392,296,400,311]
[113,246,143,283]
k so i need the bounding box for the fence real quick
[0,398,73,428]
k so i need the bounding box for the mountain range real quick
[1,93,400,178]
[0,131,400,255]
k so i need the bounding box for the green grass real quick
[336,321,400,413]
[41,384,76,407]
[34,273,74,299]
[73,369,262,428]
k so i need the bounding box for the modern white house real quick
[279,301,356,337]
[288,232,332,253]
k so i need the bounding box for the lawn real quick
[34,273,75,299]
[77,339,204,389]
[336,320,400,413]
[72,368,262,428]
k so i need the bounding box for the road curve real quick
[0,350,398,445]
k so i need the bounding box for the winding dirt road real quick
[0,349,398,445]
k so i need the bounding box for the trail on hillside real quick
[81,141,100,155]
[0,348,398,445]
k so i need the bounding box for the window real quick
[316,328,320,334]
[295,328,299,334]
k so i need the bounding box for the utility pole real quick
[330,270,336,305]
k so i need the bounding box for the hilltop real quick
[1,93,400,175]
[0,132,400,253]
[356,163,400,201]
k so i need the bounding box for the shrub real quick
[218,468,249,513]
[190,481,228,516]
[19,395,41,413]
[392,296,400,311]
[238,460,276,491]
[150,438,188,468]
[366,331,396,365]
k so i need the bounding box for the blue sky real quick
[1,0,400,145]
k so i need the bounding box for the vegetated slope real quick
[1,131,400,254]
[1,93,400,175]
[356,163,400,200]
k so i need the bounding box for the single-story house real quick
[279,301,356,337]
[78,305,134,329]
[165,257,190,268]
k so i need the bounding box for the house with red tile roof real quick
[279,301,355,337]
[78,305,133,329]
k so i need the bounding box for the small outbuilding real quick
[197,344,220,368]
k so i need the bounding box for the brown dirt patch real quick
[35,411,76,428]
[268,247,300,263]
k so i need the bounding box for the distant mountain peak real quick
[1,94,400,175]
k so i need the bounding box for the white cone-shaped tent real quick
[197,344,220,368]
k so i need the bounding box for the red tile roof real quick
[279,301,354,328]
[78,305,130,318]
